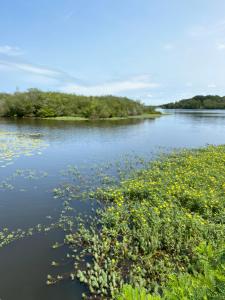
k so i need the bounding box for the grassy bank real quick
[66,145,225,299]
[44,113,161,121]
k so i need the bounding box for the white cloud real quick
[217,43,225,50]
[0,60,79,83]
[208,83,217,88]
[0,58,159,96]
[0,45,23,56]
[60,77,159,95]
[0,60,60,76]
[13,62,59,76]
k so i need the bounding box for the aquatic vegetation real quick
[117,243,225,299]
[1,145,225,299]
[0,169,48,191]
[0,130,48,167]
[12,169,48,180]
[0,223,55,249]
[0,180,14,190]
[117,285,159,300]
[0,133,52,249]
[64,145,225,298]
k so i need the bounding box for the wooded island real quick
[0,89,159,119]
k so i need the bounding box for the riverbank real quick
[43,113,162,121]
[66,145,225,299]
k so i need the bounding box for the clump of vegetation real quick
[0,89,157,119]
[161,95,225,109]
[65,145,225,298]
[118,242,225,299]
[0,130,47,167]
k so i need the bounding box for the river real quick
[0,109,225,300]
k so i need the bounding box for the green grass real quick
[65,145,225,298]
[44,113,162,121]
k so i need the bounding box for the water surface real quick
[0,110,225,300]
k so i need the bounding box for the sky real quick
[1,0,225,104]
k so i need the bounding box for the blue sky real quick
[1,0,225,104]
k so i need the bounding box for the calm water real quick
[0,110,225,300]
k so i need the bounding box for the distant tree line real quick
[0,89,156,118]
[161,95,225,109]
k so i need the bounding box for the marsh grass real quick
[0,169,48,191]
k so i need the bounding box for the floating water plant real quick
[0,130,48,168]
[1,145,225,299]
[63,145,225,298]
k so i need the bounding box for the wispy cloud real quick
[60,76,159,95]
[0,59,80,83]
[217,43,225,50]
[146,94,153,98]
[0,60,60,76]
[0,45,24,56]
[0,58,159,96]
